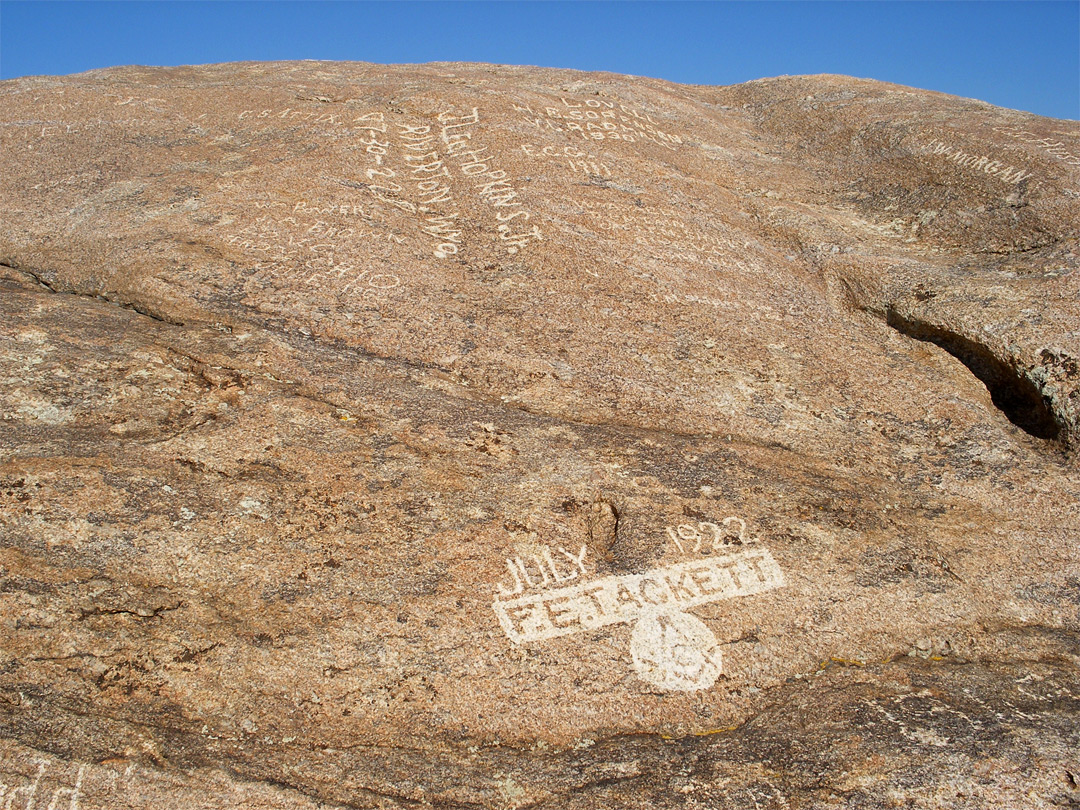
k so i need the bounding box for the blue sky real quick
[1,1,1077,120]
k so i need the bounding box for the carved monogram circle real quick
[629,610,724,692]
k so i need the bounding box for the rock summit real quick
[1,62,1078,808]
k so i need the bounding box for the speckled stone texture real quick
[0,62,1078,809]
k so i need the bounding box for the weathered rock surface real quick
[0,62,1078,808]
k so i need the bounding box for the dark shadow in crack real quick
[886,308,1061,442]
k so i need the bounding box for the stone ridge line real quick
[493,548,785,644]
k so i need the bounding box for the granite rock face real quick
[0,62,1078,809]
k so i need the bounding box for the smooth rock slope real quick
[0,62,1078,809]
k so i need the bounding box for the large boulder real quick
[1,62,1078,808]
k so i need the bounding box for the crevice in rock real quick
[76,601,184,621]
[0,261,182,325]
[885,307,1062,442]
[1,261,57,293]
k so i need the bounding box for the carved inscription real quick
[666,517,746,552]
[0,759,85,810]
[236,107,374,131]
[0,751,244,809]
[357,114,467,258]
[521,143,613,178]
[497,544,589,596]
[991,126,1080,166]
[492,517,784,692]
[438,108,542,254]
[585,201,763,266]
[494,547,783,643]
[631,610,725,692]
[513,96,683,150]
[218,193,405,304]
[205,101,544,271]
[577,201,791,317]
[207,107,411,305]
[342,107,541,257]
[919,138,1035,184]
[401,121,464,257]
